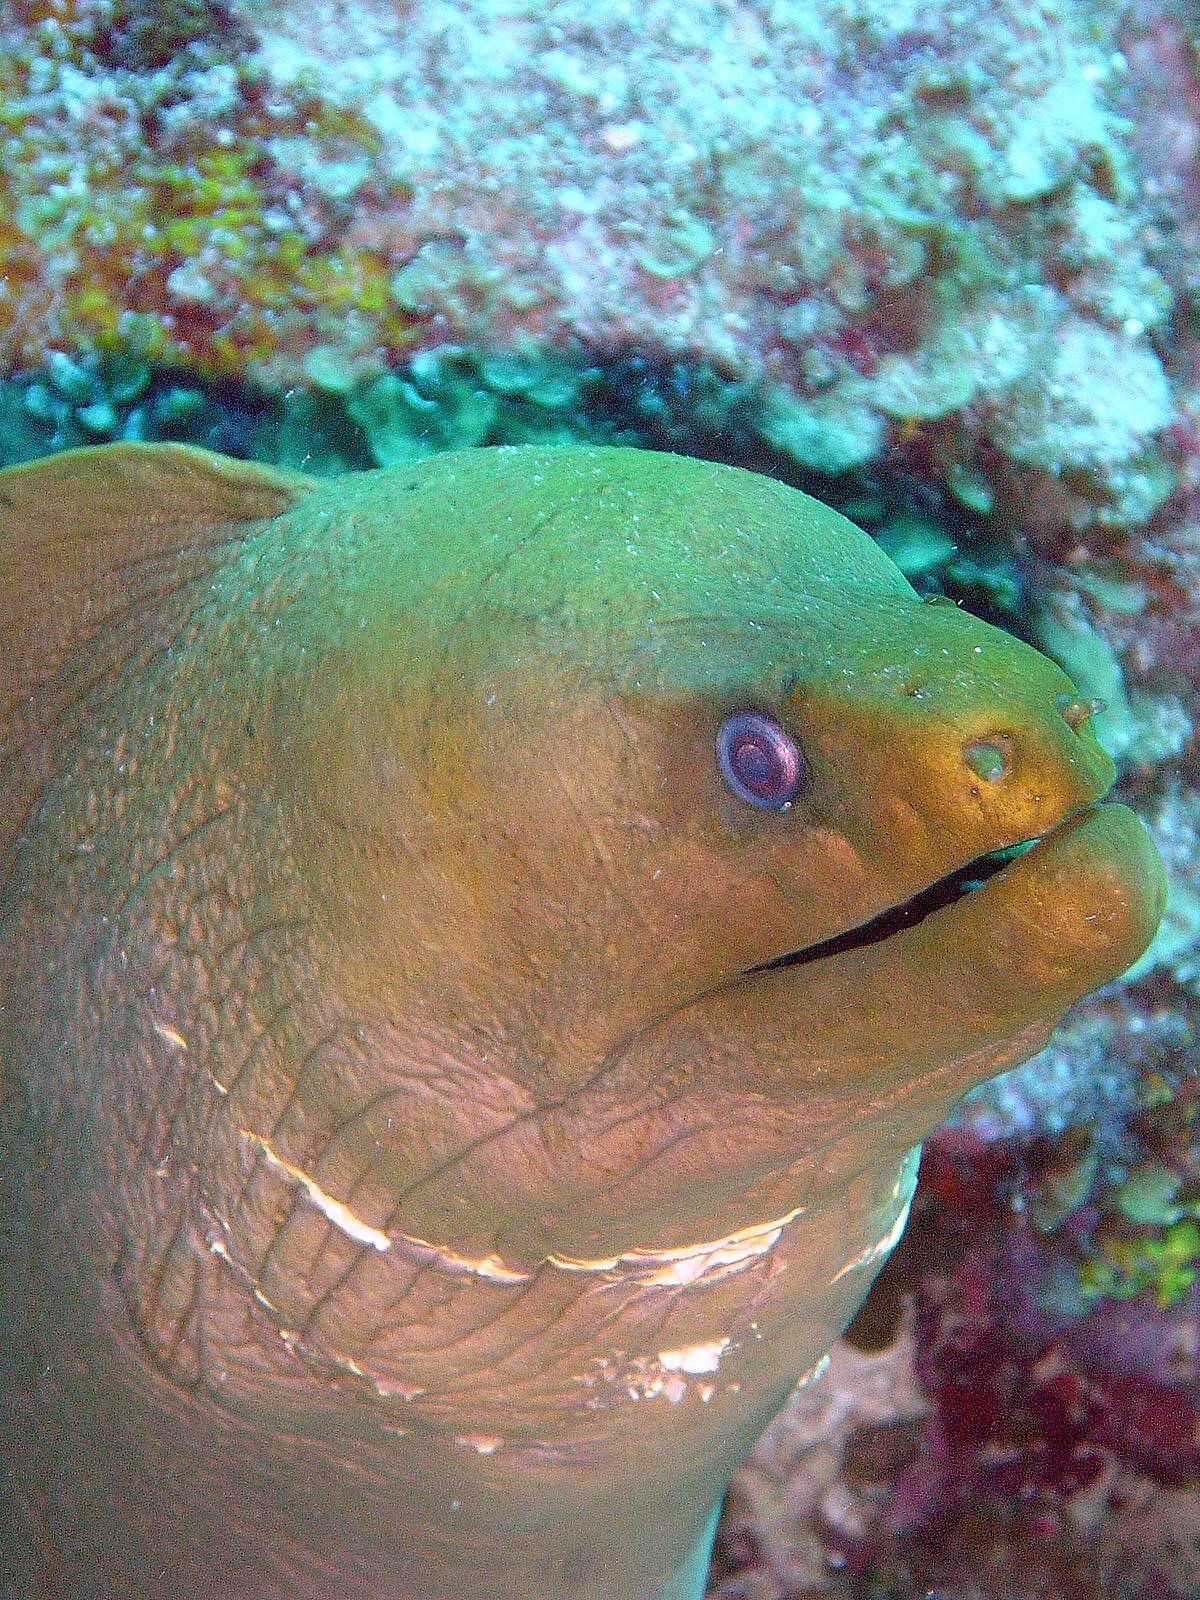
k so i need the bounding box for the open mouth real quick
[744,837,1039,975]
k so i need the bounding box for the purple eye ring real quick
[716,710,804,811]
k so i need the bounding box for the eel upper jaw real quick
[742,815,1083,977]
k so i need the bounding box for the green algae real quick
[874,514,957,578]
[758,380,885,476]
[635,214,717,278]
[1114,1162,1186,1228]
[1079,1219,1200,1309]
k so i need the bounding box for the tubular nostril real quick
[1055,692,1107,733]
[964,739,1009,782]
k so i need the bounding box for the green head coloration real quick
[0,443,1165,1600]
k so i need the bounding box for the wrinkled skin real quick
[0,444,1164,1599]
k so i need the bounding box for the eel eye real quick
[716,710,803,811]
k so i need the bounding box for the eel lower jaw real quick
[743,821,1069,976]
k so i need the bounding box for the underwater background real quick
[1,0,1197,1594]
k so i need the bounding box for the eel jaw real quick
[719,797,1165,1120]
[694,796,1165,1185]
[745,836,1042,975]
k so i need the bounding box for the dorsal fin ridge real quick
[0,441,315,875]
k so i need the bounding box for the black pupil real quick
[734,738,774,791]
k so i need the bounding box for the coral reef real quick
[0,0,1182,523]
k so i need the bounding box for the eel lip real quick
[743,829,1053,976]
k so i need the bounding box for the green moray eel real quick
[0,442,1164,1600]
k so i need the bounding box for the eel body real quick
[0,443,1164,1599]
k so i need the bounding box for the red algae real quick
[712,1091,1200,1600]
